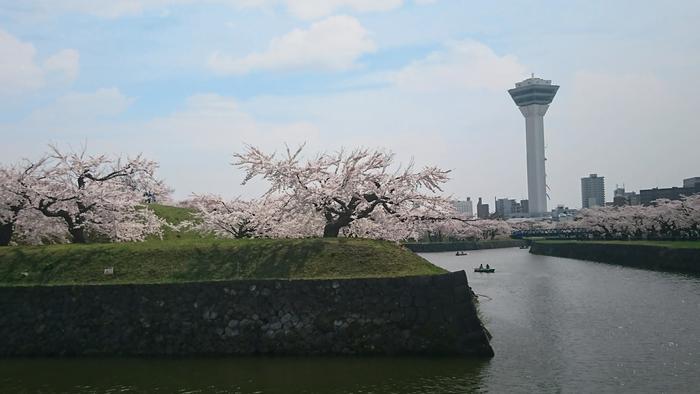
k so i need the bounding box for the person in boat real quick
[479,264,484,270]
[486,264,490,270]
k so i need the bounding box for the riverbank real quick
[530,240,700,274]
[403,239,525,253]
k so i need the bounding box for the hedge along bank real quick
[0,271,494,357]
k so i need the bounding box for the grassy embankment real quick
[534,240,700,249]
[0,205,446,286]
[530,239,700,274]
[403,239,525,253]
[147,203,206,241]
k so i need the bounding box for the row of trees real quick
[184,145,516,242]
[5,144,699,246]
[186,194,514,242]
[2,144,483,245]
[572,196,700,239]
[0,146,168,245]
[186,176,700,242]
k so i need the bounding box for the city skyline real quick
[1,1,699,209]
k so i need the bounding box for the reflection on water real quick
[0,357,488,393]
[2,248,699,393]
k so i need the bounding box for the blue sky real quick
[1,1,699,208]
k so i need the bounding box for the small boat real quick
[519,245,528,249]
[455,251,469,256]
[474,267,495,273]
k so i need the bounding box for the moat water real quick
[2,248,699,393]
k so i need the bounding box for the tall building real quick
[613,186,640,206]
[581,174,605,208]
[476,197,490,219]
[684,177,700,188]
[495,198,514,218]
[508,75,559,217]
[640,183,700,205]
[551,205,577,222]
[452,198,473,218]
[520,199,529,214]
[495,198,529,218]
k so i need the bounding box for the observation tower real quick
[508,75,559,217]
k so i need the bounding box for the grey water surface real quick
[1,248,698,393]
[424,247,700,393]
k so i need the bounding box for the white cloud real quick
[0,91,319,198]
[281,0,402,20]
[0,88,133,169]
[15,0,403,19]
[128,93,321,196]
[24,88,133,130]
[391,40,527,92]
[43,49,80,82]
[0,29,79,96]
[0,29,45,95]
[21,0,169,19]
[143,93,319,149]
[208,15,375,74]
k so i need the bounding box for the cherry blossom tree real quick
[681,195,700,238]
[510,219,556,233]
[260,199,324,238]
[190,194,260,239]
[449,220,485,240]
[29,146,169,243]
[471,219,512,240]
[233,145,452,238]
[341,210,420,241]
[1,160,46,245]
[572,195,700,240]
[187,194,323,239]
[13,209,68,245]
[1,159,74,245]
[1,165,28,245]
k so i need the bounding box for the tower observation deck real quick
[508,76,559,217]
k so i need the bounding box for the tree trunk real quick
[323,222,342,238]
[0,222,13,246]
[69,227,87,243]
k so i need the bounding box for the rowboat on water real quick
[474,267,495,273]
[455,251,469,256]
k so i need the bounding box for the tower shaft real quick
[521,104,549,215]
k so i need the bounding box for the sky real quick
[1,1,699,209]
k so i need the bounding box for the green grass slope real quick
[147,204,207,241]
[0,238,446,286]
[149,203,195,225]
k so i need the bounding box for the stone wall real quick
[530,241,700,274]
[0,271,493,357]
